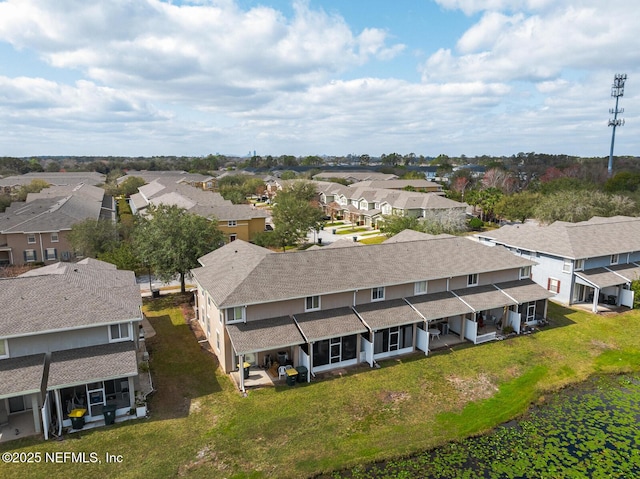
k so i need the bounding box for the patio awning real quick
[494,279,556,303]
[406,291,473,321]
[226,316,304,355]
[453,284,517,312]
[575,268,628,289]
[294,307,367,342]
[608,263,640,282]
[354,299,424,331]
[0,353,46,400]
[48,342,138,390]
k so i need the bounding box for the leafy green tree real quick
[381,215,426,237]
[533,190,636,224]
[15,179,50,201]
[604,171,640,193]
[98,242,142,273]
[133,204,223,292]
[280,170,297,180]
[494,192,541,223]
[0,194,10,213]
[118,176,146,197]
[68,219,119,258]
[271,187,324,251]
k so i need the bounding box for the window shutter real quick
[557,280,560,293]
[54,249,58,260]
[23,250,27,262]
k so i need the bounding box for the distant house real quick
[0,172,106,195]
[118,170,215,191]
[0,259,143,441]
[477,216,640,312]
[312,171,398,183]
[129,179,268,243]
[316,181,466,228]
[349,179,443,194]
[0,184,114,266]
[191,232,553,391]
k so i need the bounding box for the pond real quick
[325,374,640,478]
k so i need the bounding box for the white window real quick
[548,278,560,294]
[305,295,320,312]
[45,248,57,261]
[414,281,427,295]
[467,273,478,286]
[610,254,619,265]
[24,250,36,262]
[0,339,8,359]
[216,331,221,351]
[109,323,131,342]
[520,266,531,279]
[372,287,385,301]
[575,259,585,271]
[227,307,244,323]
[562,259,572,273]
[51,232,59,243]
[228,220,237,227]
[27,234,36,244]
[229,234,237,242]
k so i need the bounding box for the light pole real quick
[608,73,627,177]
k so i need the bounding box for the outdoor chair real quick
[278,365,292,379]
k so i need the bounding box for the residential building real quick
[192,231,553,391]
[477,216,640,312]
[349,179,443,194]
[0,172,106,196]
[129,179,268,243]
[312,171,398,183]
[0,184,114,266]
[0,259,143,441]
[117,170,215,190]
[316,181,466,228]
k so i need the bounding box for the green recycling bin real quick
[296,365,308,383]
[103,404,117,425]
[285,368,298,386]
[68,408,86,430]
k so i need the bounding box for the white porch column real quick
[128,377,136,408]
[239,353,245,393]
[369,332,375,367]
[543,299,548,319]
[309,343,314,375]
[54,389,63,436]
[31,394,41,433]
[592,287,600,313]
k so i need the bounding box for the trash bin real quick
[286,369,298,386]
[103,404,117,425]
[317,238,322,245]
[151,289,160,298]
[332,229,337,234]
[296,366,308,383]
[239,361,251,379]
[353,236,358,242]
[68,408,87,430]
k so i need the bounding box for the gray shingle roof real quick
[478,216,640,259]
[495,279,556,303]
[0,194,103,233]
[575,268,627,289]
[0,260,142,338]
[355,299,423,330]
[294,307,368,342]
[0,353,46,398]
[193,237,534,308]
[453,284,517,311]
[226,316,304,354]
[48,342,138,388]
[406,291,474,320]
[0,172,105,187]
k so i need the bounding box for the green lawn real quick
[335,227,368,235]
[3,301,640,478]
[358,236,387,245]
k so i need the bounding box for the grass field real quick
[358,236,387,245]
[3,300,640,478]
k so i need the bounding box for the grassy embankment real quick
[2,300,640,478]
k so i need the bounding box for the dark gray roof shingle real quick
[226,316,304,354]
[48,342,138,388]
[294,307,367,342]
[0,353,46,398]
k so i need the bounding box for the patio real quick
[0,410,37,443]
[230,366,285,390]
[429,332,467,351]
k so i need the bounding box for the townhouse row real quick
[192,230,554,391]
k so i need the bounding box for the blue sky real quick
[0,0,637,158]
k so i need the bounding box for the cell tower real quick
[608,73,627,177]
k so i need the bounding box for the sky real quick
[0,0,638,159]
